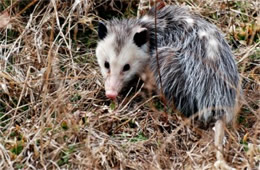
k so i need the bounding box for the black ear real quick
[133,29,148,47]
[98,22,107,40]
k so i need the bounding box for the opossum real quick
[96,5,240,169]
[96,5,240,122]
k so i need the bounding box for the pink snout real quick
[105,90,118,100]
[105,75,122,100]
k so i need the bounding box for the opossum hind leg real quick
[214,119,236,170]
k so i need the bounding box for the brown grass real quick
[0,0,259,169]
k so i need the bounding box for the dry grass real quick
[0,0,259,169]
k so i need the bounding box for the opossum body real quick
[96,5,240,124]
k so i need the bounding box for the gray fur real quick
[97,5,240,123]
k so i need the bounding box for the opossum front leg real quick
[214,119,236,170]
[139,66,157,92]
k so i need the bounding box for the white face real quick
[96,28,150,99]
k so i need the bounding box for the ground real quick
[0,0,259,169]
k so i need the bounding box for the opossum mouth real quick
[105,90,118,100]
[105,76,123,100]
[105,74,142,100]
[105,86,122,100]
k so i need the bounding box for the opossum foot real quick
[214,151,236,170]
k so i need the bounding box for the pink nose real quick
[106,91,118,100]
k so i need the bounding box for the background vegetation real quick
[0,0,259,169]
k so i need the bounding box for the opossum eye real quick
[104,61,110,69]
[123,64,130,72]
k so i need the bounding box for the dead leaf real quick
[256,16,260,31]
[0,11,11,28]
[0,82,10,95]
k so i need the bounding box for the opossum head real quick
[96,21,150,100]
